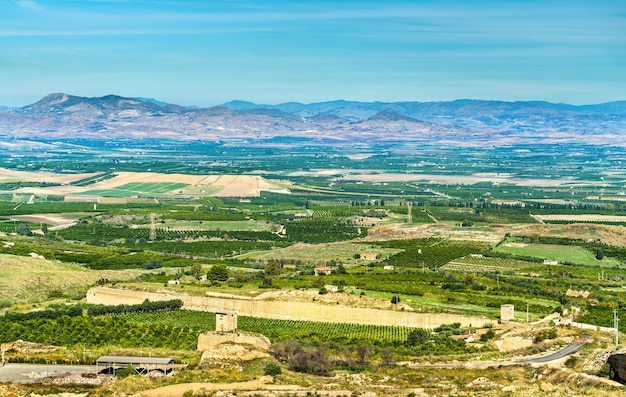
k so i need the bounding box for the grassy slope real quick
[0,253,143,305]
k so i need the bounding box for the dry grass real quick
[0,253,144,304]
[5,169,288,197]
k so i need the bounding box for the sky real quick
[0,0,625,107]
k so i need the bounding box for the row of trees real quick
[86,299,183,316]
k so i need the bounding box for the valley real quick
[0,95,625,396]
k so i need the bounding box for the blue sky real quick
[1,0,624,106]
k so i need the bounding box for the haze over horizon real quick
[1,0,624,108]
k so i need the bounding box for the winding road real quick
[407,342,586,369]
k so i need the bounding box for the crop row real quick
[379,239,491,269]
[440,256,542,273]
[427,208,537,224]
[0,316,198,351]
[56,223,283,242]
[121,310,413,344]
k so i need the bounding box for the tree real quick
[406,328,430,346]
[480,329,496,342]
[380,348,395,367]
[190,263,203,279]
[391,295,401,304]
[16,223,32,236]
[144,260,163,270]
[264,262,282,277]
[334,264,347,274]
[596,250,604,260]
[207,264,229,282]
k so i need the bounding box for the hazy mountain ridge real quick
[0,93,624,144]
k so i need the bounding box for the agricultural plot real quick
[81,182,189,197]
[148,220,275,232]
[0,315,199,352]
[242,241,403,265]
[493,242,621,267]
[440,256,543,273]
[380,239,492,269]
[122,310,414,345]
[427,207,537,224]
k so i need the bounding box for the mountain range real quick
[0,93,624,145]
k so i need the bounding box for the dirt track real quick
[141,377,312,397]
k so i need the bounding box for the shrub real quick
[480,329,496,342]
[264,362,282,376]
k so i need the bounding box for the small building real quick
[360,253,378,261]
[449,334,474,343]
[501,304,515,323]
[216,312,237,332]
[544,259,558,265]
[383,265,395,270]
[168,279,180,285]
[566,289,590,298]
[314,267,332,276]
[324,285,339,293]
[95,356,174,376]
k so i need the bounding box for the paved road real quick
[407,342,586,369]
[520,342,585,364]
[0,363,94,383]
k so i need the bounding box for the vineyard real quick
[440,256,542,273]
[121,310,414,345]
[379,239,492,269]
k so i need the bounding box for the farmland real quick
[0,140,626,396]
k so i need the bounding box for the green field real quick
[440,255,543,273]
[0,253,144,305]
[493,242,621,267]
[80,182,189,197]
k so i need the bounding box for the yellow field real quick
[1,169,289,197]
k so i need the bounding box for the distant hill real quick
[0,93,624,145]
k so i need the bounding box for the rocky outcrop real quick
[608,354,626,383]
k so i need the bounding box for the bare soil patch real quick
[0,168,97,184]
[141,377,303,397]
[341,172,581,187]
[13,171,288,197]
[9,214,80,225]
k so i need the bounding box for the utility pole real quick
[407,201,413,224]
[614,309,619,347]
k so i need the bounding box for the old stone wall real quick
[87,286,490,329]
[198,332,271,351]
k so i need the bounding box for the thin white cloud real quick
[12,0,44,12]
